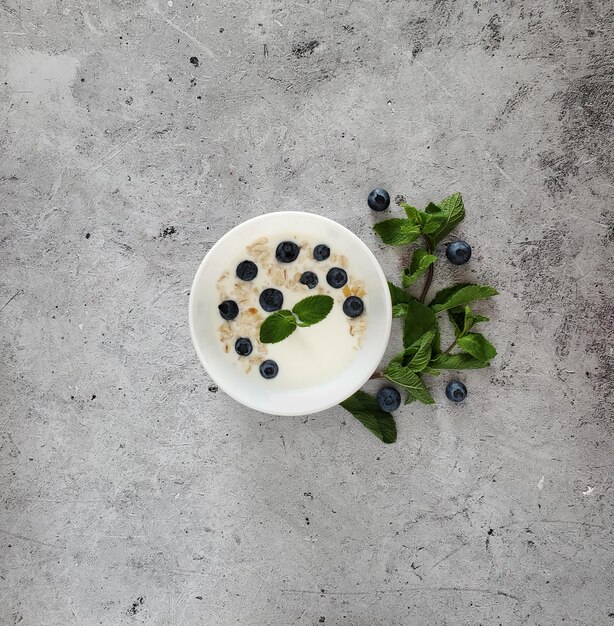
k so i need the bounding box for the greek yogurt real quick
[215,234,368,389]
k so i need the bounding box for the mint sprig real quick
[339,192,499,443]
[259,295,334,344]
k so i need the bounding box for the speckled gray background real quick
[1,0,613,624]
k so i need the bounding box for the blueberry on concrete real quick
[234,337,253,356]
[326,267,348,288]
[368,188,391,211]
[275,241,300,263]
[236,260,258,281]
[313,244,330,261]
[376,386,401,412]
[343,296,364,317]
[259,288,284,312]
[300,271,318,289]
[259,360,279,379]
[218,300,239,320]
[446,241,472,265]
[445,380,467,402]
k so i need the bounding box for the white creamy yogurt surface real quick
[214,230,369,390]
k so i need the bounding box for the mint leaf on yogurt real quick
[292,294,334,326]
[259,310,297,344]
[259,295,334,344]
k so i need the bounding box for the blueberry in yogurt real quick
[259,288,284,312]
[326,267,348,289]
[235,337,253,356]
[218,300,239,320]
[259,360,279,379]
[275,241,300,263]
[343,296,363,317]
[299,271,318,289]
[313,244,330,261]
[236,260,258,281]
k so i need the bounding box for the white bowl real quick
[188,211,392,416]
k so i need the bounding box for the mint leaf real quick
[422,192,465,245]
[430,284,498,313]
[406,328,435,371]
[430,283,469,307]
[292,295,333,326]
[260,310,297,343]
[403,298,436,347]
[374,219,421,246]
[388,281,411,306]
[410,249,437,276]
[448,305,490,338]
[260,295,334,343]
[429,353,489,369]
[421,203,445,234]
[340,391,397,443]
[392,304,408,318]
[388,349,405,368]
[423,202,442,215]
[402,249,437,287]
[457,332,497,362]
[448,307,465,338]
[401,203,428,227]
[384,365,434,404]
[423,365,441,376]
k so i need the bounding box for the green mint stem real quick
[419,237,435,303]
[442,339,458,354]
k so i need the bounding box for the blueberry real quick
[368,188,391,211]
[376,386,401,412]
[445,380,467,402]
[259,288,284,312]
[275,241,300,263]
[343,296,364,317]
[313,244,330,261]
[234,337,253,356]
[236,260,258,281]
[326,267,348,288]
[259,359,279,379]
[218,300,239,320]
[446,240,472,265]
[300,271,318,289]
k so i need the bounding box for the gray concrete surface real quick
[1,0,613,624]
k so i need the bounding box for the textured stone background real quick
[1,0,613,624]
